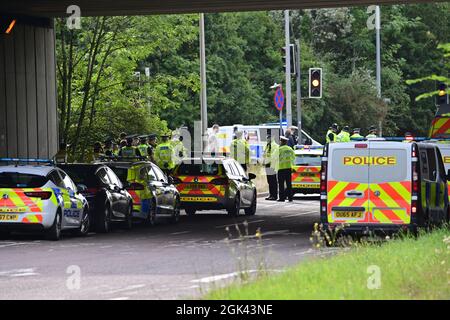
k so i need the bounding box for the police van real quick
[427,141,450,203]
[292,145,323,195]
[320,140,449,235]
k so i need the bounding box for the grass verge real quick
[207,229,450,300]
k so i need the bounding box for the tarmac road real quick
[0,196,324,300]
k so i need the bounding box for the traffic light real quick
[281,44,296,75]
[309,68,322,98]
[0,16,17,34]
[437,82,449,106]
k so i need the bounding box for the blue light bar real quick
[295,145,324,150]
[0,158,54,165]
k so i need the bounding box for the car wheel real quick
[147,200,157,226]
[185,208,196,216]
[122,204,133,230]
[96,205,111,233]
[75,208,90,237]
[170,199,181,224]
[227,194,241,217]
[244,192,257,216]
[45,210,62,241]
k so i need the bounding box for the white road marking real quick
[0,242,39,248]
[0,268,39,277]
[215,219,265,229]
[191,271,257,284]
[109,297,129,300]
[282,211,318,218]
[171,231,191,235]
[103,284,146,295]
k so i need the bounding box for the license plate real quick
[334,211,364,219]
[0,214,19,221]
[300,172,317,177]
[181,197,217,202]
[189,184,209,190]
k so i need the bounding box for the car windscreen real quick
[109,167,129,184]
[59,167,98,187]
[177,163,220,176]
[295,154,322,167]
[0,172,48,188]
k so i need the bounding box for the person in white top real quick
[207,124,220,153]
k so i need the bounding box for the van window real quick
[435,148,446,180]
[295,154,322,167]
[368,149,408,183]
[330,149,369,183]
[426,148,437,181]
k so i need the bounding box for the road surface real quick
[0,196,324,300]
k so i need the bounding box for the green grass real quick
[207,229,450,300]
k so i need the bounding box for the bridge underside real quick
[1,0,440,17]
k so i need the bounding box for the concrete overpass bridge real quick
[0,0,440,158]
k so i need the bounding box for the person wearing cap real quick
[230,131,250,171]
[326,123,339,144]
[350,128,364,141]
[263,132,279,201]
[119,135,141,158]
[137,135,150,159]
[403,132,414,143]
[288,126,299,146]
[275,136,295,202]
[154,134,175,174]
[336,126,351,143]
[148,134,157,163]
[118,132,127,144]
[104,138,114,157]
[366,125,378,139]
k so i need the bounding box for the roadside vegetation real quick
[55,3,450,160]
[207,228,450,300]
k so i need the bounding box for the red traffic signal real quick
[309,68,322,98]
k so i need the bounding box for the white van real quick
[321,141,449,235]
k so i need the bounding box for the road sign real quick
[274,87,284,111]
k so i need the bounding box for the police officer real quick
[154,134,175,175]
[403,132,414,143]
[119,135,141,158]
[277,136,295,202]
[137,135,150,158]
[326,123,339,143]
[88,142,104,163]
[104,138,115,157]
[171,132,187,165]
[366,125,378,139]
[336,126,351,142]
[148,134,157,163]
[230,131,250,171]
[350,128,364,141]
[263,132,279,201]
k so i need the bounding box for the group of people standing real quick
[263,127,298,203]
[326,123,378,143]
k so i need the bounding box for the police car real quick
[320,140,449,237]
[0,159,89,240]
[292,145,323,195]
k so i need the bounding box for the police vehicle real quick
[0,159,89,240]
[321,140,449,236]
[100,160,180,225]
[172,156,257,217]
[292,145,323,195]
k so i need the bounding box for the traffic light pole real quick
[284,10,292,128]
[375,5,382,137]
[295,39,302,144]
[200,13,208,152]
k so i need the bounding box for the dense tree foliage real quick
[56,3,450,159]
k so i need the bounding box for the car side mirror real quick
[167,176,174,184]
[77,184,87,193]
[248,173,256,180]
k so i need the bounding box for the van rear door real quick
[327,144,370,224]
[367,143,411,224]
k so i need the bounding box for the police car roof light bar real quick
[0,158,55,165]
